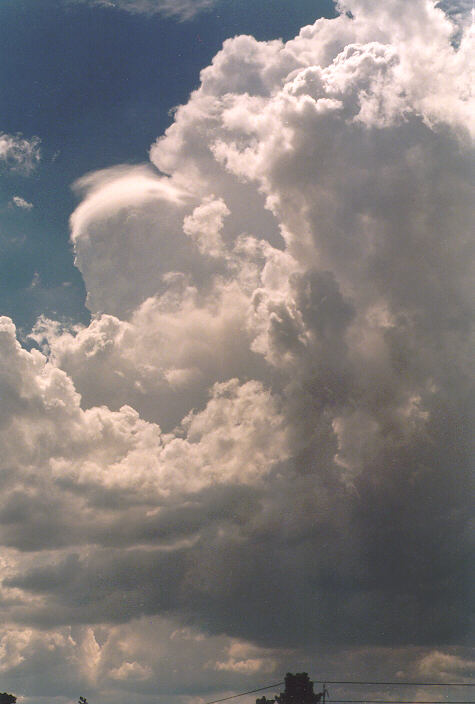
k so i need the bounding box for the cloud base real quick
[0,0,473,700]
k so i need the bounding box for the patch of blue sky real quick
[0,0,336,332]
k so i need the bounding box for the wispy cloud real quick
[71,0,217,20]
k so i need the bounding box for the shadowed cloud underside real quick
[0,0,473,701]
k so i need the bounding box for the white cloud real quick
[0,628,34,672]
[211,640,278,675]
[11,195,34,210]
[1,316,288,508]
[183,196,230,258]
[30,273,270,430]
[0,1,472,701]
[0,133,41,173]
[109,659,152,681]
[417,650,475,681]
[69,165,200,315]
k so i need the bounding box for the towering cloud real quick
[0,0,472,700]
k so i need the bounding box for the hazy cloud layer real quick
[70,0,217,20]
[0,0,473,701]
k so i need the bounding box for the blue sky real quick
[0,0,335,330]
[0,1,472,703]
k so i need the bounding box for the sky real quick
[0,0,473,702]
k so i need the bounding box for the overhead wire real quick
[315,683,475,688]
[203,683,284,704]
[202,680,475,704]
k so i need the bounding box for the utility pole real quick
[321,683,329,704]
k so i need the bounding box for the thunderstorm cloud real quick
[0,0,472,701]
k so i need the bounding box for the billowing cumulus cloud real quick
[0,0,473,701]
[0,133,41,174]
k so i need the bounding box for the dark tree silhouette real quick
[0,694,16,704]
[276,673,322,704]
[257,673,322,704]
[78,698,89,704]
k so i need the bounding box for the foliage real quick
[0,694,16,704]
[257,674,322,704]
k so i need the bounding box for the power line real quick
[204,682,284,704]
[202,681,475,704]
[315,684,475,688]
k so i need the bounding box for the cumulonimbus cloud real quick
[0,0,472,699]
